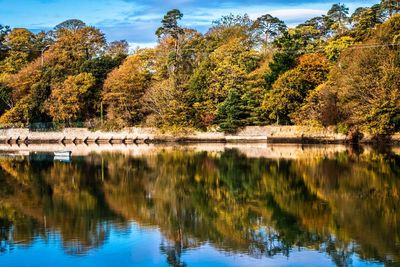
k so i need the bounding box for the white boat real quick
[54,155,72,163]
[54,150,72,157]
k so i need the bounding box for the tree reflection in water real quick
[0,146,399,266]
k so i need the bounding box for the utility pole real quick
[41,45,51,67]
[100,101,104,125]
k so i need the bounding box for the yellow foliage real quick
[102,49,154,125]
[45,73,95,123]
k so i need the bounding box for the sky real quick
[0,0,378,48]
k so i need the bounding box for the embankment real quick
[2,125,396,145]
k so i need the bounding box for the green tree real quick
[263,54,330,124]
[54,19,86,31]
[0,24,10,60]
[217,89,246,132]
[298,16,331,39]
[0,25,10,43]
[381,0,400,17]
[264,52,296,88]
[212,13,253,30]
[274,25,323,54]
[0,82,12,116]
[80,55,123,117]
[327,3,350,36]
[156,9,184,39]
[350,5,384,40]
[208,14,255,47]
[155,9,185,89]
[253,14,287,48]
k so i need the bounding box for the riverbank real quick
[0,126,399,145]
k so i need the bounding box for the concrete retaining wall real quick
[0,126,351,144]
[2,126,399,144]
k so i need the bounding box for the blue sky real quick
[0,0,378,47]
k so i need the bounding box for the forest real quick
[0,1,399,136]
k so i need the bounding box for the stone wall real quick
[0,126,350,144]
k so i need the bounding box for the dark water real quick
[0,145,399,267]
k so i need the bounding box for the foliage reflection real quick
[0,147,399,266]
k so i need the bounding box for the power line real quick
[0,42,399,59]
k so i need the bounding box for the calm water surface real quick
[0,145,399,267]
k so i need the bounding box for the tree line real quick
[0,1,399,136]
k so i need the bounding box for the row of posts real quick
[3,136,151,145]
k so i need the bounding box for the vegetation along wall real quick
[0,2,399,138]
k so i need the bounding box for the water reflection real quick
[0,145,399,266]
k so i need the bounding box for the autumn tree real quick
[188,36,262,129]
[52,24,106,64]
[324,36,355,61]
[144,31,203,128]
[102,49,153,126]
[0,4,399,135]
[291,83,341,126]
[0,28,36,74]
[0,20,110,124]
[45,73,95,123]
[332,16,400,134]
[0,55,48,124]
[148,10,203,128]
[208,14,255,48]
[296,15,400,135]
[106,40,129,60]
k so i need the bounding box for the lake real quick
[0,144,399,267]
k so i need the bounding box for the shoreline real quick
[0,143,399,160]
[0,126,399,145]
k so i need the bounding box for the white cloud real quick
[128,42,158,51]
[269,8,327,20]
